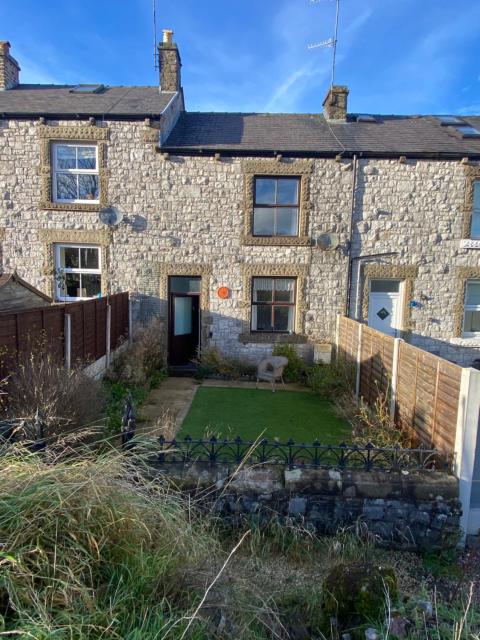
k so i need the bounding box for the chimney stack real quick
[323,85,349,122]
[158,29,181,92]
[0,41,20,90]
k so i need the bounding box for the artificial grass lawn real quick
[178,387,351,443]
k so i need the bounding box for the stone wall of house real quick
[151,462,461,550]
[0,117,479,365]
[349,158,480,366]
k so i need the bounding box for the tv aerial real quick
[308,0,340,87]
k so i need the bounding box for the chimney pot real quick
[323,85,349,122]
[162,29,173,44]
[158,28,181,92]
[0,40,20,90]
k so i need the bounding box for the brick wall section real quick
[152,462,461,550]
[1,118,480,365]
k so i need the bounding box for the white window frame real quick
[54,243,102,302]
[463,279,480,337]
[52,142,99,204]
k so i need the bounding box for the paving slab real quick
[137,377,198,438]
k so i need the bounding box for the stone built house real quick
[1,33,480,367]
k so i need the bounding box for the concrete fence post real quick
[335,314,341,364]
[454,367,480,542]
[64,313,72,371]
[390,338,402,419]
[106,304,112,369]
[355,323,363,400]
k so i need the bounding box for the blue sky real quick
[2,0,480,115]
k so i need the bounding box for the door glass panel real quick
[174,297,193,336]
[170,277,201,294]
[370,279,401,293]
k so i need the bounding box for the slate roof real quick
[162,112,480,158]
[1,83,480,157]
[0,84,174,118]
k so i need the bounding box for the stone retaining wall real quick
[152,462,461,550]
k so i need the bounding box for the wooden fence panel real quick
[337,316,359,364]
[359,326,394,405]
[0,293,129,381]
[109,292,129,349]
[336,316,462,454]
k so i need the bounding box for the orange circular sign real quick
[217,286,230,299]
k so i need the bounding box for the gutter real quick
[344,153,358,315]
[155,147,480,161]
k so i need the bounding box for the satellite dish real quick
[99,206,124,226]
[316,233,340,251]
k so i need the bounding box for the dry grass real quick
[4,347,106,437]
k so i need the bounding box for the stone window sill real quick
[39,200,102,212]
[239,332,308,344]
[242,234,310,247]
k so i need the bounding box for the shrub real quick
[306,361,353,398]
[5,347,106,437]
[335,392,412,448]
[272,344,308,383]
[108,316,166,386]
[195,346,256,380]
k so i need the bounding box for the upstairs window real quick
[463,280,480,336]
[471,180,480,239]
[52,143,99,204]
[251,277,296,332]
[55,244,101,301]
[253,177,300,236]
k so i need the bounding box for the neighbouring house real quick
[0,271,52,312]
[0,33,480,368]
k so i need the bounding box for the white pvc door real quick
[367,280,402,337]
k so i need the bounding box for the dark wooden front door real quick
[168,277,201,366]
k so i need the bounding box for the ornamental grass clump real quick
[0,445,218,638]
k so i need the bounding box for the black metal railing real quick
[155,435,453,473]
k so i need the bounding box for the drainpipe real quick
[351,252,398,321]
[344,154,358,315]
